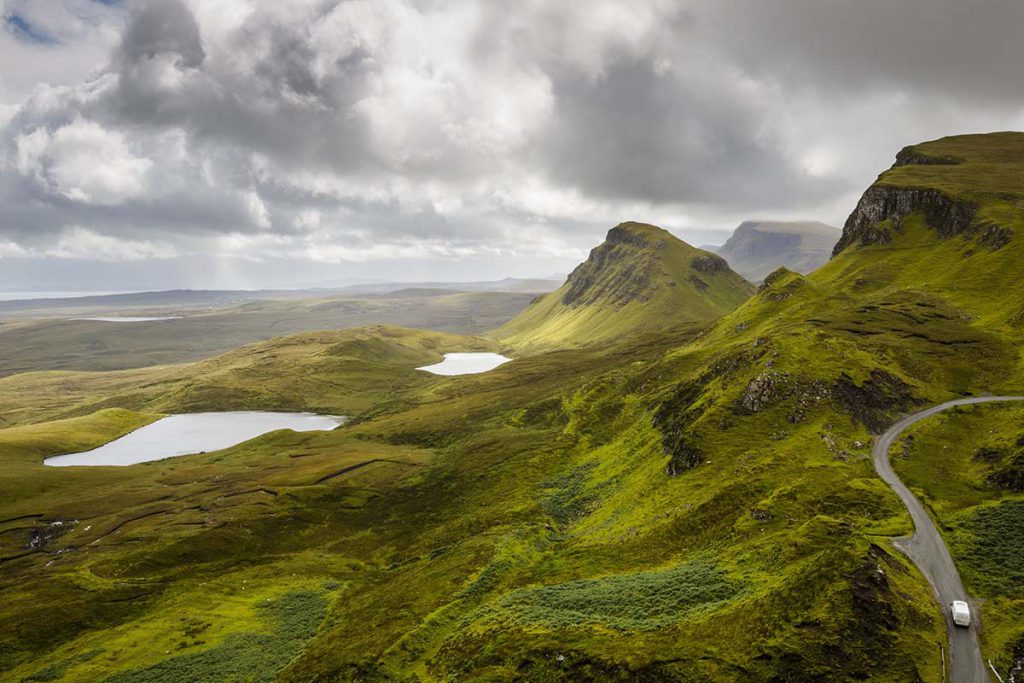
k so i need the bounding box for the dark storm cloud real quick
[2,0,1024,287]
[695,0,1024,103]
[536,58,844,208]
[120,0,204,68]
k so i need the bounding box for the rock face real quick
[833,142,1016,256]
[714,221,840,282]
[832,370,919,434]
[832,185,978,255]
[496,221,755,350]
[691,253,729,274]
[561,226,664,307]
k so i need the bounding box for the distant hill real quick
[712,220,840,282]
[337,277,562,295]
[4,135,1024,682]
[496,221,754,349]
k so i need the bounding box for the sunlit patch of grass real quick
[101,590,327,683]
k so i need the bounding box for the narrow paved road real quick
[874,396,1024,683]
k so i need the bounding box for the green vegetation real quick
[2,133,1024,681]
[0,289,538,377]
[489,559,741,630]
[495,222,754,351]
[22,648,103,682]
[891,400,1024,676]
[960,501,1024,595]
[102,590,327,683]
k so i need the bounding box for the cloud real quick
[47,226,177,261]
[0,238,28,258]
[2,0,1024,288]
[15,117,152,203]
[5,13,58,45]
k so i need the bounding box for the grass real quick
[494,222,753,351]
[2,133,1024,681]
[0,289,537,377]
[102,590,327,683]
[957,500,1024,595]
[488,559,742,630]
[890,401,1024,677]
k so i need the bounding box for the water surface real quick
[45,412,343,466]
[74,316,181,322]
[417,352,511,376]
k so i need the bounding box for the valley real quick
[1,133,1023,682]
[0,287,547,377]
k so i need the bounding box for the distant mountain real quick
[496,221,754,349]
[338,277,561,295]
[6,135,1024,682]
[712,220,840,282]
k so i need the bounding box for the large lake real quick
[44,412,344,467]
[417,352,512,376]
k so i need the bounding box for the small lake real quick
[44,412,344,467]
[74,317,181,322]
[417,352,512,376]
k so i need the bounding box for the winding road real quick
[874,396,1024,683]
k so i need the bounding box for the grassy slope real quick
[0,325,493,427]
[1,134,1023,681]
[888,402,1024,676]
[495,222,754,351]
[0,290,538,377]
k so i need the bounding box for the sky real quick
[2,0,1024,291]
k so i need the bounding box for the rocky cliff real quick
[833,135,1021,256]
[495,222,753,350]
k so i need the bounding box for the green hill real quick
[1,134,1024,682]
[713,220,840,281]
[496,221,754,349]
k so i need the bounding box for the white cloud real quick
[13,118,153,204]
[0,239,29,258]
[48,227,176,261]
[243,190,271,229]
[2,0,1024,288]
[0,0,124,105]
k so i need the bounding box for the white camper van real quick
[950,600,971,628]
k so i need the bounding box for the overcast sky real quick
[2,0,1024,290]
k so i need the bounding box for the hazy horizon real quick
[4,0,1024,290]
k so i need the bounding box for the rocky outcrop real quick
[832,370,919,434]
[691,253,729,274]
[561,247,655,307]
[605,224,667,250]
[27,519,76,550]
[733,370,831,424]
[756,268,805,302]
[988,454,1024,492]
[559,223,672,307]
[893,146,960,167]
[737,372,789,413]
[833,185,978,256]
[664,438,704,476]
[653,377,708,476]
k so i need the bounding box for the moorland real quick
[1,132,1024,682]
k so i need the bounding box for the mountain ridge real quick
[495,221,754,350]
[713,220,840,282]
[2,133,1024,682]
